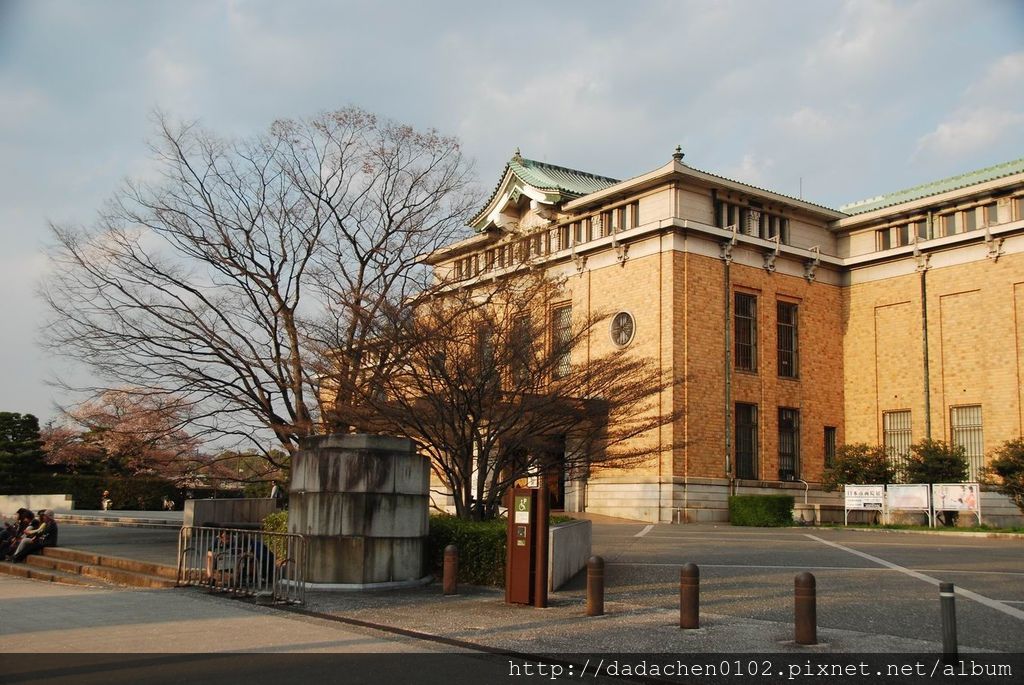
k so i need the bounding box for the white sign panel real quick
[887,484,930,510]
[933,483,980,512]
[845,484,885,510]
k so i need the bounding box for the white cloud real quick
[916,51,1024,160]
[916,107,1024,159]
[966,51,1024,101]
[723,154,776,188]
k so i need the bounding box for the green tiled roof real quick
[473,152,619,228]
[507,155,620,197]
[840,157,1024,215]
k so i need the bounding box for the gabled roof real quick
[508,154,620,196]
[840,157,1024,215]
[471,151,619,229]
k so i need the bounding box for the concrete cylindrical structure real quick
[289,434,429,586]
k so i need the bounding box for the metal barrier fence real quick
[177,526,306,604]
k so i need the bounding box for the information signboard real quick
[844,484,885,525]
[845,485,885,510]
[933,483,982,525]
[886,484,932,526]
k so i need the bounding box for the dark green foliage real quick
[0,473,214,510]
[983,438,1024,514]
[728,495,794,527]
[822,443,895,491]
[0,413,48,478]
[428,514,507,586]
[905,439,969,484]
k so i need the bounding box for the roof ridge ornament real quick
[513,147,523,162]
[672,145,684,162]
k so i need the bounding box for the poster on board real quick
[886,484,930,510]
[933,483,980,512]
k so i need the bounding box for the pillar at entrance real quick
[289,434,429,585]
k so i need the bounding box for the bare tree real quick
[335,271,682,520]
[43,108,475,466]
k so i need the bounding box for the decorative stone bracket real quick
[763,234,781,273]
[984,226,1005,262]
[720,224,738,264]
[803,246,821,283]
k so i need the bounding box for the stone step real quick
[42,548,179,581]
[0,561,111,588]
[78,563,178,589]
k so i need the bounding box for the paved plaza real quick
[3,519,1022,657]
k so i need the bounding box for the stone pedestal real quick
[289,434,429,586]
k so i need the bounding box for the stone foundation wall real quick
[290,434,430,585]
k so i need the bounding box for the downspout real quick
[919,212,933,439]
[920,262,932,439]
[723,252,733,487]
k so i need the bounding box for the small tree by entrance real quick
[331,271,682,520]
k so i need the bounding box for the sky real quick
[1,0,1022,425]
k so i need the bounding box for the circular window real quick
[610,311,635,347]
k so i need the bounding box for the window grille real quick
[777,301,798,378]
[735,403,758,480]
[824,427,837,468]
[883,410,912,482]
[551,305,572,379]
[734,293,757,372]
[951,405,984,481]
[778,408,800,480]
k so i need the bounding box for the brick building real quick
[426,150,1024,523]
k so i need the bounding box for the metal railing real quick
[177,526,306,604]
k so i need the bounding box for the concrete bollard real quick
[443,544,458,595]
[794,572,817,645]
[586,555,605,617]
[940,582,958,658]
[680,563,699,629]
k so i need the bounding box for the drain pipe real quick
[722,241,734,485]
[920,264,932,439]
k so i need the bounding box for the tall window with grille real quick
[824,426,837,468]
[734,292,757,372]
[735,403,758,479]
[778,408,800,480]
[883,410,912,482]
[950,405,984,480]
[551,304,572,380]
[777,301,798,378]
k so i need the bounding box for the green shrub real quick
[822,443,894,491]
[261,511,290,558]
[428,515,506,586]
[728,495,794,527]
[905,439,969,485]
[983,438,1024,515]
[262,510,288,534]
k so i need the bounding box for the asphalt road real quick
[37,520,1024,654]
[571,522,1024,652]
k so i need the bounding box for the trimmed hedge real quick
[0,473,243,510]
[428,515,506,587]
[0,473,180,510]
[728,495,795,527]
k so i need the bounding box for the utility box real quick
[505,488,536,605]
